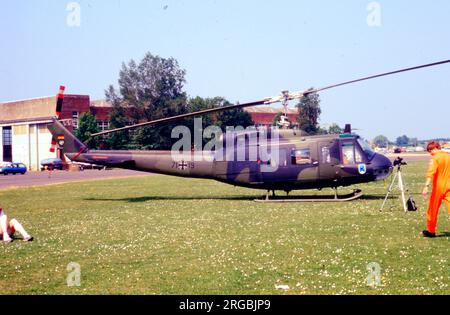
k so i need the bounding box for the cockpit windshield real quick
[357,138,376,160]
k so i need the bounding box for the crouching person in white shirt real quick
[0,207,33,243]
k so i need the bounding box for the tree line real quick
[373,135,423,148]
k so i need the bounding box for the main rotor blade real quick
[91,99,266,137]
[91,59,449,138]
[307,59,450,95]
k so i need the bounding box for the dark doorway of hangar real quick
[2,126,12,162]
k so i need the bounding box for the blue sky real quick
[1,0,449,140]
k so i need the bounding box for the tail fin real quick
[47,118,88,158]
[47,85,88,161]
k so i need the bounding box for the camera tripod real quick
[380,157,415,212]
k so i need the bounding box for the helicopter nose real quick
[371,153,393,180]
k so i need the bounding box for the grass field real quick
[0,160,448,295]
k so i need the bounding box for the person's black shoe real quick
[421,230,436,238]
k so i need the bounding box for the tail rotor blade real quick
[50,85,66,153]
[56,85,65,118]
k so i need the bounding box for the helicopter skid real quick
[254,189,363,203]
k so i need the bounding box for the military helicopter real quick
[47,60,449,202]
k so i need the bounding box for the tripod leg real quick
[380,171,398,211]
[398,171,407,212]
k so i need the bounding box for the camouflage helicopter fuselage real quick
[48,119,393,192]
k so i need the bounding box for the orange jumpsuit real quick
[426,151,450,234]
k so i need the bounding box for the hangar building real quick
[0,95,110,170]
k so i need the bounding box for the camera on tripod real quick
[393,157,407,167]
[380,157,417,212]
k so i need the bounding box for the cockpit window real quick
[342,142,356,165]
[342,141,365,165]
[357,139,376,160]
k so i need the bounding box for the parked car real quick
[41,158,64,171]
[0,162,27,175]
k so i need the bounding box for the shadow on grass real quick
[360,194,396,201]
[437,232,450,238]
[84,193,393,203]
[84,196,254,202]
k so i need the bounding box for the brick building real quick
[90,99,112,132]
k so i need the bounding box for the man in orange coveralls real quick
[421,141,450,238]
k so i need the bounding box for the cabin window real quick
[291,148,311,165]
[321,146,331,164]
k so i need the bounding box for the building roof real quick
[0,95,89,124]
[0,96,56,124]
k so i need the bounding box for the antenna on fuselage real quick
[344,124,352,134]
